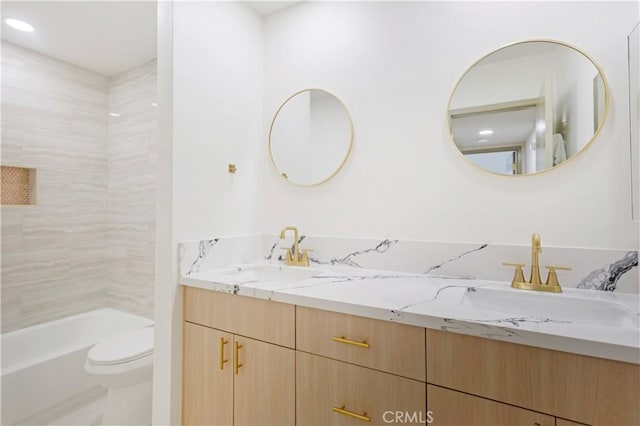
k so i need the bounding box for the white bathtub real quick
[1,308,153,425]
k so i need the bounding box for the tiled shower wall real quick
[0,42,156,332]
[1,42,110,332]
[106,61,157,318]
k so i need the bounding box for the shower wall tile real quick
[105,61,157,319]
[1,42,110,333]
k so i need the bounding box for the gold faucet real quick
[530,233,542,285]
[279,226,311,267]
[503,233,571,293]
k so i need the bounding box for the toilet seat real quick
[84,326,154,422]
[87,327,154,367]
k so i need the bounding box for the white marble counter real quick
[181,263,640,364]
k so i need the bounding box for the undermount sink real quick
[462,286,639,329]
[208,263,320,284]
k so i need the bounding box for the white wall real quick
[173,2,263,240]
[554,48,600,157]
[270,90,310,182]
[154,2,264,424]
[450,52,551,110]
[262,1,639,249]
[309,92,351,183]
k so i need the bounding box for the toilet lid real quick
[88,327,154,366]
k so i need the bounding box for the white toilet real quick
[85,326,154,425]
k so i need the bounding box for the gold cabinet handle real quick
[234,341,243,375]
[331,336,370,349]
[332,406,370,422]
[219,337,228,370]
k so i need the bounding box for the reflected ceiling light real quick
[151,102,157,107]
[109,112,121,117]
[5,18,34,32]
[478,129,494,135]
[477,139,489,143]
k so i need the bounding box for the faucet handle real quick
[279,247,294,262]
[502,262,526,286]
[544,265,572,287]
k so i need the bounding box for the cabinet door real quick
[233,336,295,426]
[183,322,233,426]
[297,351,426,425]
[427,385,554,426]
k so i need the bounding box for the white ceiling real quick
[0,1,302,76]
[246,1,302,16]
[1,1,157,76]
[451,107,538,150]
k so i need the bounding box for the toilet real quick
[85,326,154,425]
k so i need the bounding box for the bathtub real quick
[1,308,153,425]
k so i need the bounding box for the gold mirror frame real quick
[446,39,610,177]
[268,88,354,186]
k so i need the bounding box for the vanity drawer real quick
[296,306,426,381]
[426,329,639,426]
[183,286,295,348]
[427,384,555,426]
[296,351,426,426]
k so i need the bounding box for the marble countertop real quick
[180,262,640,364]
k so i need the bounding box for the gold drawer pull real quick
[219,337,228,370]
[332,405,370,422]
[331,336,370,349]
[234,341,243,375]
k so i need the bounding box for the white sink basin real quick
[206,263,320,284]
[462,286,639,329]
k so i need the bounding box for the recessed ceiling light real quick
[477,139,489,143]
[478,129,494,136]
[109,112,121,117]
[5,18,34,32]
[151,102,158,107]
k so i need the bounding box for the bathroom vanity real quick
[180,263,639,426]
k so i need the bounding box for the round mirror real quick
[448,40,609,176]
[269,89,353,186]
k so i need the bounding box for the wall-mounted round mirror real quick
[448,40,609,176]
[269,89,353,186]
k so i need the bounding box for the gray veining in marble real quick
[577,251,638,291]
[180,260,640,363]
[180,234,639,294]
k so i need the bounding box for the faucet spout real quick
[280,226,300,260]
[530,233,542,285]
[279,226,310,266]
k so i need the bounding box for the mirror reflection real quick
[448,41,608,175]
[269,89,353,186]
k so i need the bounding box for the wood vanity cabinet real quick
[182,287,295,426]
[427,384,555,426]
[426,329,640,426]
[182,286,639,426]
[296,306,427,425]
